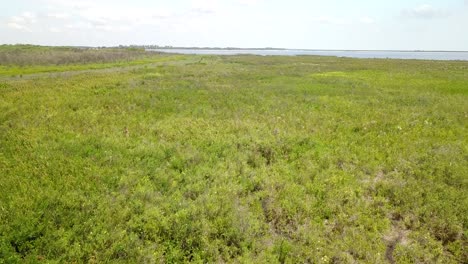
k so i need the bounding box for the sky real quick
[1,0,467,50]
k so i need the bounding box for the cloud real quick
[39,0,178,33]
[191,8,215,14]
[313,15,375,26]
[46,13,71,19]
[312,16,346,25]
[238,0,262,6]
[6,0,219,37]
[43,0,95,10]
[11,12,37,24]
[7,22,31,31]
[10,16,27,24]
[65,22,91,30]
[190,0,220,14]
[5,11,37,31]
[48,27,62,33]
[20,12,37,21]
[359,16,375,24]
[402,4,450,19]
[42,0,174,23]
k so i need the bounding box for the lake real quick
[148,49,468,61]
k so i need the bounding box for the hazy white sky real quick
[1,0,467,50]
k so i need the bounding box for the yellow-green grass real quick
[0,51,467,263]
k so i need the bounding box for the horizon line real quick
[2,43,468,53]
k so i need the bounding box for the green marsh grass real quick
[0,49,467,263]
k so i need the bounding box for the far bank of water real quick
[148,49,468,61]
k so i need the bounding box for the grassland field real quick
[0,45,467,263]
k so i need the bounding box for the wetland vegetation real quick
[0,46,467,263]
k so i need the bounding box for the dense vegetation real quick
[0,45,179,76]
[0,46,467,263]
[0,45,152,66]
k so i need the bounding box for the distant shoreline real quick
[146,48,468,61]
[149,48,468,53]
[1,44,467,53]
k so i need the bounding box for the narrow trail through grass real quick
[0,56,196,81]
